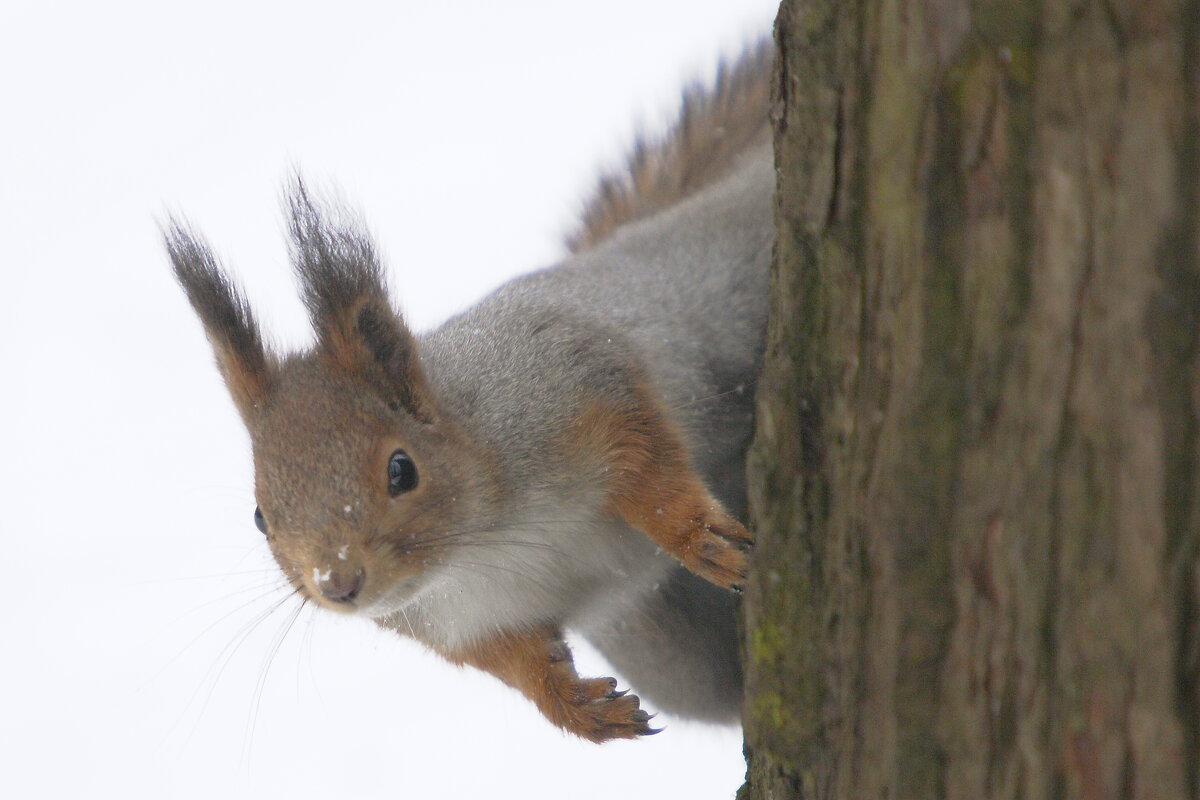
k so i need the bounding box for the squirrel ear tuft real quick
[165,220,274,419]
[287,179,436,423]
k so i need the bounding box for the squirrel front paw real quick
[555,674,661,743]
[440,627,660,743]
[627,496,755,592]
[614,485,755,593]
[681,509,754,592]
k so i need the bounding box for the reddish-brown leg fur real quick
[439,626,658,743]
[568,384,754,591]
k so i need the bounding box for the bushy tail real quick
[566,39,773,254]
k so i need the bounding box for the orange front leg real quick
[439,625,659,743]
[567,383,754,591]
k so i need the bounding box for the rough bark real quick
[741,1,1200,798]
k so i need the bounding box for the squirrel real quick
[166,41,773,743]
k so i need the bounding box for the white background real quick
[0,1,779,797]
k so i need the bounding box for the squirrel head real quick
[167,182,495,616]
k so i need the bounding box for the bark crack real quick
[825,88,845,228]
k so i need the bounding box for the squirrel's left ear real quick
[287,180,437,423]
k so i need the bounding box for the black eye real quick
[387,449,418,495]
[253,505,269,535]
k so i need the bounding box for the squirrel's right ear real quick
[165,221,273,420]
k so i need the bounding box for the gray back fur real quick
[417,140,773,720]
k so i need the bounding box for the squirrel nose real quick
[315,567,365,604]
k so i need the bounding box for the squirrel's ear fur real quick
[287,180,436,423]
[165,221,273,418]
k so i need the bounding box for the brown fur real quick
[565,383,752,590]
[566,39,773,253]
[439,625,658,743]
[248,359,503,613]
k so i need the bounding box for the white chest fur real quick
[371,496,676,650]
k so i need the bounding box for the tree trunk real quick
[740,1,1200,798]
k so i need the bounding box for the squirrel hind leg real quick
[567,384,754,592]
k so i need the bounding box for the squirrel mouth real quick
[356,575,424,619]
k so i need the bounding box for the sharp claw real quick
[643,726,664,736]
